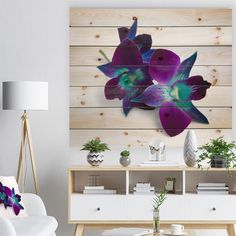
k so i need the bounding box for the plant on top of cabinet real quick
[120,150,131,167]
[81,138,110,166]
[152,189,168,234]
[197,136,236,169]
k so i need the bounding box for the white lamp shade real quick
[2,81,48,110]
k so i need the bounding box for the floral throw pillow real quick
[0,182,24,215]
[0,176,28,218]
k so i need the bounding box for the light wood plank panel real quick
[70,107,232,129]
[70,9,232,27]
[70,27,232,46]
[70,46,232,66]
[70,66,232,86]
[70,129,232,148]
[70,86,232,108]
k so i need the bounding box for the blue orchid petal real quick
[132,84,168,107]
[97,63,128,78]
[176,101,209,124]
[171,52,197,84]
[128,19,137,40]
[123,97,132,116]
[142,49,155,63]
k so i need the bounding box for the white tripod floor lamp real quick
[2,81,48,194]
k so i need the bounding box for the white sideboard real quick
[68,166,236,236]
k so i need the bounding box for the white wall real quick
[0,1,235,236]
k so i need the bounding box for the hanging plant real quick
[97,20,211,137]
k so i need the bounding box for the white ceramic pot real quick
[120,156,131,167]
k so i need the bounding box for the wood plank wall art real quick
[70,8,232,148]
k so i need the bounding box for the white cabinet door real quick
[70,194,127,221]
[127,195,184,220]
[183,195,236,220]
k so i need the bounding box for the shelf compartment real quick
[71,170,126,194]
[129,170,183,194]
[185,170,236,194]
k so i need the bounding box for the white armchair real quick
[0,193,58,236]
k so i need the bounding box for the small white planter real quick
[120,156,131,167]
[87,152,104,166]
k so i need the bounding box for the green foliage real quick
[120,150,130,157]
[197,136,236,168]
[81,138,110,153]
[152,189,168,211]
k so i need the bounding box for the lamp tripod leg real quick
[16,114,39,195]
[16,118,27,192]
[25,118,39,195]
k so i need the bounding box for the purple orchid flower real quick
[97,20,211,137]
[98,39,153,115]
[132,50,211,137]
[0,182,24,216]
[0,182,7,205]
[118,19,154,63]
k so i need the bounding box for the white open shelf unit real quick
[68,166,236,228]
[68,166,236,196]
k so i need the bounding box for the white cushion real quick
[11,216,58,236]
[0,176,20,193]
[0,176,28,218]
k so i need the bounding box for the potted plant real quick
[81,138,110,166]
[152,189,167,234]
[197,136,236,169]
[120,150,131,167]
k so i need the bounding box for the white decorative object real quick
[149,139,166,161]
[184,130,198,167]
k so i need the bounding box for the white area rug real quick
[83,229,228,236]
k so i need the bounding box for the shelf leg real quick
[74,224,84,236]
[227,224,236,236]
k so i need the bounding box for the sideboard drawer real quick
[183,195,236,220]
[127,195,185,220]
[70,194,127,220]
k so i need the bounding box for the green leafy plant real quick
[152,189,168,211]
[81,138,110,153]
[120,150,130,157]
[197,136,236,168]
[152,189,167,234]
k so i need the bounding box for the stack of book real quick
[83,186,117,195]
[133,183,155,195]
[197,183,229,195]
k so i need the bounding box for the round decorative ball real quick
[184,130,198,167]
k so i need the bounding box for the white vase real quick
[184,130,198,167]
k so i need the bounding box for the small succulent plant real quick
[120,150,130,157]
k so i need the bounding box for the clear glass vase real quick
[153,209,160,234]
